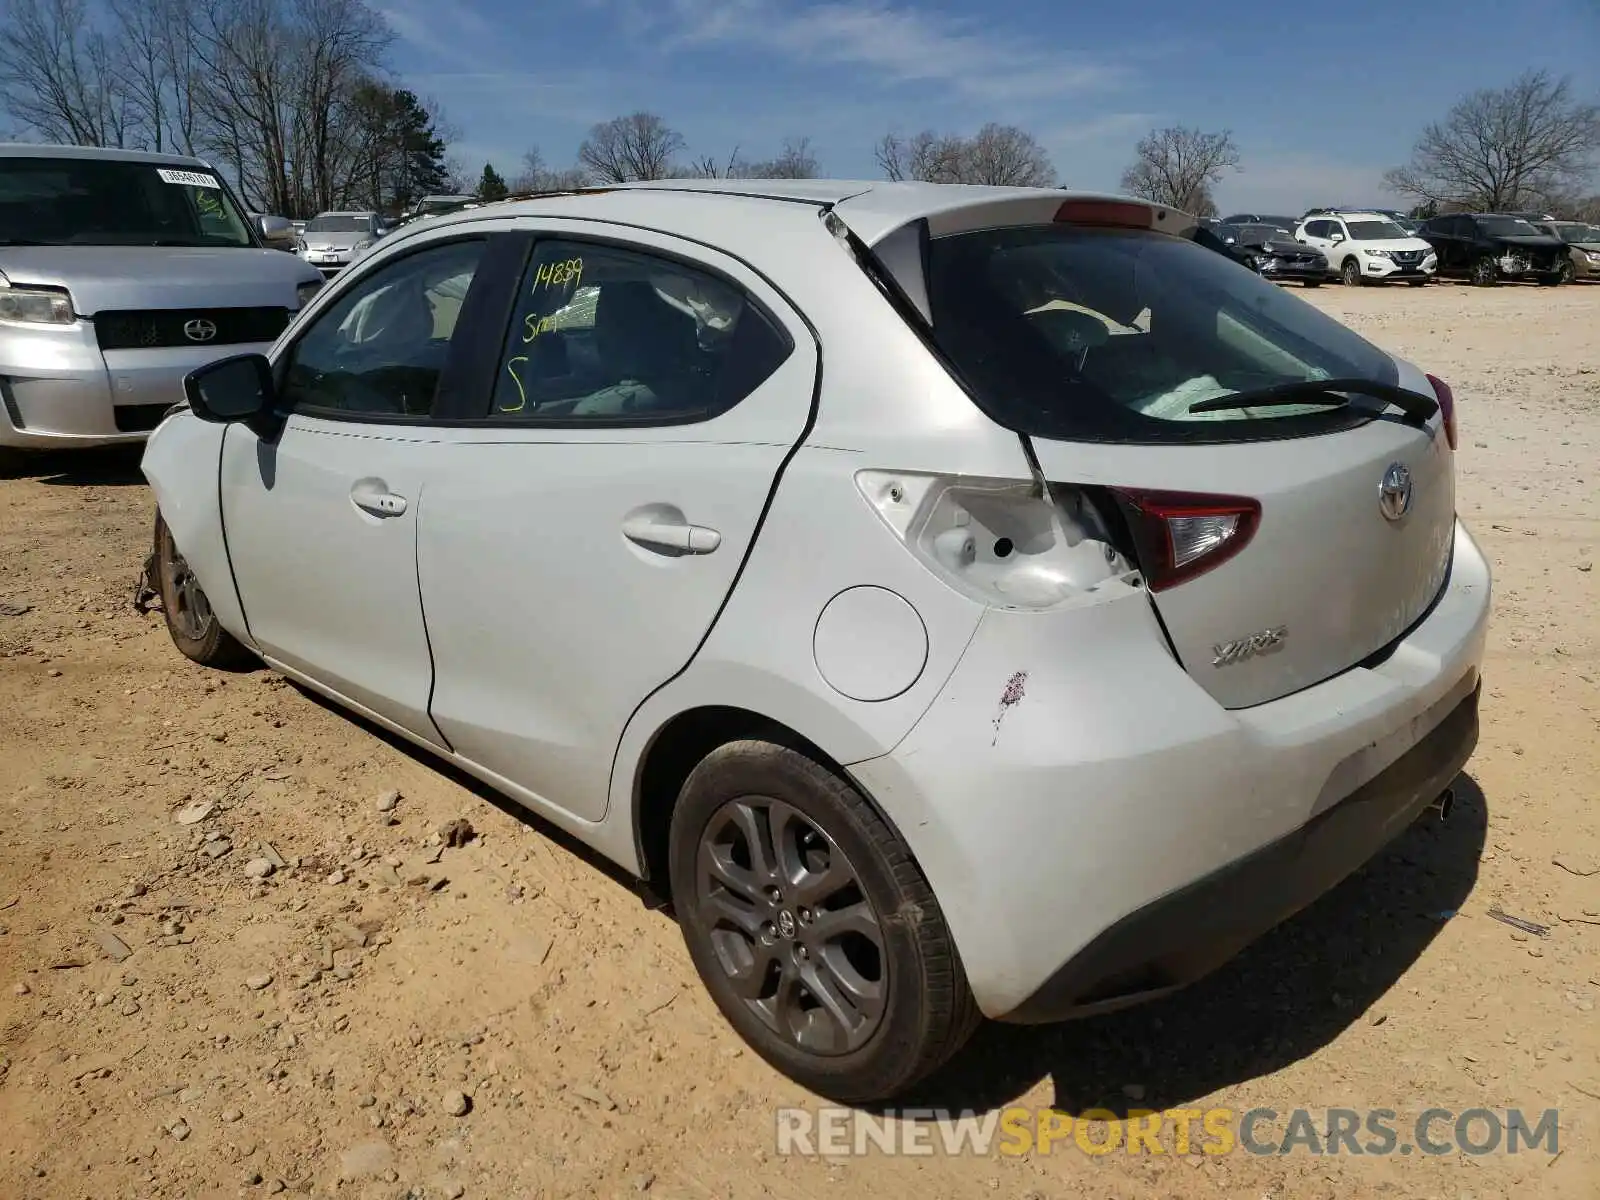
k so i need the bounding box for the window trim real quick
[463,230,799,430]
[271,233,494,426]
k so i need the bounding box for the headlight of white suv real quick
[296,280,324,308]
[0,284,74,324]
[1362,248,1390,258]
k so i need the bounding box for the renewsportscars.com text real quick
[774,1106,1560,1158]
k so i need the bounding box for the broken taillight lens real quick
[1426,373,1457,450]
[855,470,1139,610]
[1110,489,1262,592]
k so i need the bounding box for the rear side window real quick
[490,239,792,424]
[923,224,1399,444]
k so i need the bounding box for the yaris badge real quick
[1378,462,1413,521]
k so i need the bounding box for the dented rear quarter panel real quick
[141,413,256,649]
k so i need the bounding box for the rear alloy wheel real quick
[154,513,255,670]
[1559,259,1576,284]
[1340,257,1364,287]
[669,738,978,1103]
[1471,255,1499,287]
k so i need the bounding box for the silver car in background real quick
[0,144,324,453]
[297,211,388,277]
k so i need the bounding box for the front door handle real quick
[621,516,721,555]
[351,479,407,518]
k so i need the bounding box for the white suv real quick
[143,181,1488,1102]
[1296,211,1438,286]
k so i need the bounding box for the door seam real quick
[412,479,456,753]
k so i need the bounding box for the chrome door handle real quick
[621,516,721,555]
[351,481,407,518]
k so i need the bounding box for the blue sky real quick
[383,0,1599,212]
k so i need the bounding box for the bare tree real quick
[876,125,1054,186]
[688,136,821,180]
[1384,71,1600,212]
[577,112,685,183]
[876,130,964,182]
[1119,125,1240,217]
[960,124,1055,187]
[0,0,126,146]
[511,146,588,192]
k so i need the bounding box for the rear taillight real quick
[1426,373,1457,450]
[855,471,1139,610]
[1054,199,1155,228]
[1110,489,1261,592]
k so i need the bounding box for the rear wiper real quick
[1188,377,1439,429]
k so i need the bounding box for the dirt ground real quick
[2,281,1598,1200]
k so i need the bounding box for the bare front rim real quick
[695,796,886,1055]
[163,544,215,642]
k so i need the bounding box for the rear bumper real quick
[1004,677,1477,1022]
[848,518,1491,1021]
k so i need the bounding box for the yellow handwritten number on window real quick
[502,356,529,413]
[534,258,583,292]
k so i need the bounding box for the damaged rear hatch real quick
[920,213,1456,709]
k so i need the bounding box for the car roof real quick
[0,141,214,169]
[426,179,1196,250]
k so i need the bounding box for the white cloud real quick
[377,0,494,70]
[631,0,1131,104]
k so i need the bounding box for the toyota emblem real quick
[1378,462,1413,521]
[183,318,218,343]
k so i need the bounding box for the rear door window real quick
[488,239,792,424]
[923,223,1399,444]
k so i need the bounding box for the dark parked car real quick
[1221,212,1300,229]
[1531,219,1600,281]
[1194,221,1327,285]
[1418,213,1568,286]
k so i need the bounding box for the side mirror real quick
[184,353,280,438]
[258,214,294,244]
[1329,233,1345,244]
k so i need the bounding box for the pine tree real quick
[477,163,509,202]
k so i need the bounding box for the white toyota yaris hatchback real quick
[141,180,1490,1102]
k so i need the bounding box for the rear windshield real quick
[924,224,1399,444]
[0,156,253,247]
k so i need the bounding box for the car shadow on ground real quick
[1,444,147,486]
[274,680,1489,1114]
[904,773,1490,1116]
[287,682,661,902]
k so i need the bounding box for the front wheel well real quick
[632,706,841,898]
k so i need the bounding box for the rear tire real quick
[668,738,979,1103]
[154,512,255,670]
[1471,255,1499,287]
[1340,258,1364,287]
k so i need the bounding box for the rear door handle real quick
[351,480,407,518]
[621,516,721,555]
